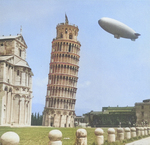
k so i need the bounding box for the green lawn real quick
[0,127,149,145]
[0,127,97,145]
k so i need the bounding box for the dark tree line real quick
[31,113,43,126]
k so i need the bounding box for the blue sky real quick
[1,0,150,115]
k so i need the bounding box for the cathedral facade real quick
[42,16,81,127]
[0,34,33,126]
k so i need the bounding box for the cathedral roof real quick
[0,34,27,48]
[15,59,30,68]
[0,55,32,69]
[0,56,13,61]
[0,35,20,40]
[14,59,34,76]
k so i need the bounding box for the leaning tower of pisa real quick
[42,15,81,127]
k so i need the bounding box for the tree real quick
[31,112,43,126]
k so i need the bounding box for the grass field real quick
[0,126,149,145]
[0,127,97,145]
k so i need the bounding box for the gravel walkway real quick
[125,137,150,145]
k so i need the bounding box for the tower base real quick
[42,108,75,127]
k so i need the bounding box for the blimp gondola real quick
[98,17,140,41]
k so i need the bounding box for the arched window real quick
[9,88,12,92]
[60,42,62,51]
[5,87,8,91]
[19,49,21,57]
[17,70,19,76]
[69,34,72,39]
[61,33,63,38]
[65,28,67,34]
[57,43,59,51]
[68,44,71,52]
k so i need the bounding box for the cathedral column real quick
[26,73,28,87]
[10,92,13,124]
[18,99,22,124]
[28,99,32,125]
[26,101,29,125]
[24,100,27,125]
[8,91,11,124]
[5,91,8,124]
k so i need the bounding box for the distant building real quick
[42,15,81,127]
[0,34,33,126]
[135,99,150,126]
[84,111,102,126]
[74,116,87,127]
[83,106,136,127]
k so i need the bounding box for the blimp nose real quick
[98,18,105,27]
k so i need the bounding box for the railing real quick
[0,127,150,145]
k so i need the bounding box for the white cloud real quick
[33,77,48,87]
[77,81,91,88]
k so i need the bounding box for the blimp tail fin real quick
[135,33,141,36]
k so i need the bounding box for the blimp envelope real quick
[98,17,140,41]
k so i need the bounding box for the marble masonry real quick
[0,34,33,126]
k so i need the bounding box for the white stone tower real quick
[0,33,33,126]
[42,15,81,127]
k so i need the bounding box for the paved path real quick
[126,137,150,145]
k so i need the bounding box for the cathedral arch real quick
[9,87,12,92]
[13,94,21,124]
[22,95,26,99]
[4,86,8,92]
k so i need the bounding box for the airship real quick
[98,17,140,41]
